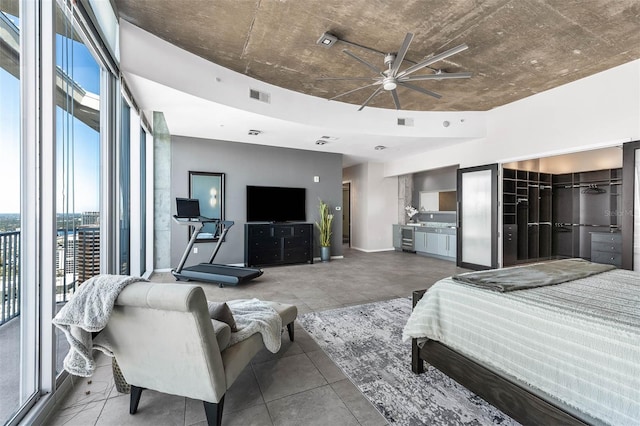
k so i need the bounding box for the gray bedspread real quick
[452,258,615,292]
[403,268,640,425]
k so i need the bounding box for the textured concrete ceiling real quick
[113,0,640,112]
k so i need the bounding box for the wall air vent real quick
[397,118,414,126]
[249,88,271,103]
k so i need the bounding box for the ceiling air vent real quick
[397,118,414,126]
[249,88,271,104]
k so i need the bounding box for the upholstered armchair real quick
[98,281,297,426]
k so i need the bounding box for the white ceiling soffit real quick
[119,20,486,167]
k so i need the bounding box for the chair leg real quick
[286,322,294,341]
[203,395,225,426]
[129,386,144,414]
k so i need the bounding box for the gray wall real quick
[412,165,458,223]
[412,165,458,200]
[171,136,343,266]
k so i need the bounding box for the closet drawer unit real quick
[591,251,621,267]
[591,232,622,244]
[590,232,622,267]
[503,225,518,266]
[591,240,622,254]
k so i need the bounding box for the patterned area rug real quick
[299,298,519,426]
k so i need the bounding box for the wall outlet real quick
[313,176,320,182]
[194,247,198,254]
[430,214,434,219]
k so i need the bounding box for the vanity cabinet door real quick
[414,231,428,252]
[426,233,439,254]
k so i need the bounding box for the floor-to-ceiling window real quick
[54,1,102,375]
[0,3,34,423]
[119,100,131,275]
[140,127,147,276]
[1,0,146,422]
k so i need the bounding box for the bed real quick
[402,259,640,426]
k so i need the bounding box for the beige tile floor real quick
[46,248,466,425]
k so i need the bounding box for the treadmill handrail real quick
[174,220,206,273]
[172,215,219,224]
[172,217,237,273]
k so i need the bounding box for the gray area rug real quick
[299,298,520,426]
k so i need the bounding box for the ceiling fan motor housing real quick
[384,53,396,66]
[382,76,397,91]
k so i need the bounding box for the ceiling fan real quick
[319,33,472,111]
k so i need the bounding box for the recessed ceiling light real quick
[374,145,386,150]
[315,140,328,145]
[248,129,262,136]
[316,32,338,48]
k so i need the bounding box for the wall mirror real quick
[419,190,457,212]
[189,171,225,241]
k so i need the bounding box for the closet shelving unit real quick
[503,167,622,267]
[503,169,552,265]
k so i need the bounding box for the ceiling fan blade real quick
[391,89,401,110]
[317,77,379,81]
[398,82,442,99]
[343,49,384,76]
[329,82,381,101]
[358,86,384,111]
[390,32,414,76]
[397,44,468,78]
[400,72,472,82]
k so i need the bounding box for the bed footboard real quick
[411,290,426,374]
[409,289,588,425]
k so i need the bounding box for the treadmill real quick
[171,198,263,287]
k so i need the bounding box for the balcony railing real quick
[0,227,100,326]
[0,231,20,325]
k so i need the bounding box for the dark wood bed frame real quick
[411,290,590,425]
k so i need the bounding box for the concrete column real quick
[153,112,172,270]
[398,174,413,225]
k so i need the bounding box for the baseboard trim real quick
[313,255,345,261]
[350,247,396,253]
[153,268,172,273]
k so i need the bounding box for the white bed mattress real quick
[403,268,640,425]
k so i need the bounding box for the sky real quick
[0,10,102,214]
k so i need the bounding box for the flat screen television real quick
[246,185,306,222]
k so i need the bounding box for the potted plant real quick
[315,199,334,262]
[405,205,419,223]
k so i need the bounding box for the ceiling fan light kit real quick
[319,32,472,111]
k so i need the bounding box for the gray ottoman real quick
[266,301,298,341]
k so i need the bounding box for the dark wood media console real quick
[244,223,313,267]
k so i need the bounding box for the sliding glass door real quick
[622,140,640,270]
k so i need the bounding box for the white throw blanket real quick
[52,274,147,377]
[227,298,282,353]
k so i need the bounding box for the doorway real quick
[342,182,351,246]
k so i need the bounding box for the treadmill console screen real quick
[176,198,201,218]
